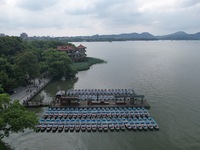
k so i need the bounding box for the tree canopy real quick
[0,36,77,93]
[41,49,77,78]
[0,93,38,138]
[16,51,40,81]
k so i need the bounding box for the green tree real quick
[0,93,38,138]
[15,51,40,84]
[0,36,24,57]
[42,49,77,78]
[0,58,17,92]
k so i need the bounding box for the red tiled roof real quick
[77,44,86,49]
[57,46,75,51]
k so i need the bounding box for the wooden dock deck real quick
[24,99,150,109]
[24,102,52,108]
[25,88,151,109]
[52,99,150,109]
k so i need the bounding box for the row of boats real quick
[47,107,146,111]
[37,107,159,132]
[43,107,150,119]
[37,117,159,132]
[65,89,136,96]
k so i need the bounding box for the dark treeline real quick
[0,36,77,93]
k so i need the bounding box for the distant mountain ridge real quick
[27,31,200,41]
[90,32,157,40]
[80,31,200,41]
[157,31,200,40]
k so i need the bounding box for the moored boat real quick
[111,113,117,118]
[58,124,64,132]
[154,124,159,130]
[63,112,68,119]
[103,124,108,132]
[87,113,91,118]
[43,112,49,119]
[52,124,58,132]
[75,125,80,132]
[46,124,52,132]
[125,123,132,130]
[136,123,143,131]
[36,124,42,132]
[120,124,125,131]
[108,124,115,131]
[98,124,103,132]
[81,125,86,132]
[91,113,96,118]
[64,125,69,132]
[151,120,159,130]
[130,123,137,131]
[106,113,112,118]
[147,124,154,130]
[41,124,47,132]
[142,123,148,131]
[53,112,59,119]
[96,112,101,118]
[86,125,91,132]
[73,113,78,118]
[69,125,74,132]
[78,113,82,118]
[68,113,73,118]
[114,124,120,131]
[82,112,87,118]
[58,112,63,119]
[92,125,97,131]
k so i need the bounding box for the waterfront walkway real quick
[11,78,52,104]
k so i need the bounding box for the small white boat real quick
[81,125,86,132]
[64,125,69,132]
[58,124,64,132]
[98,125,103,132]
[75,125,80,132]
[92,125,97,131]
[46,124,52,132]
[87,125,91,132]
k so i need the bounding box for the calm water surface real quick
[4,41,200,150]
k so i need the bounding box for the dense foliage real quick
[74,57,106,71]
[41,49,77,78]
[0,93,38,139]
[0,36,77,93]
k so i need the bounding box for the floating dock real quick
[54,89,150,109]
[36,89,159,132]
[37,106,159,132]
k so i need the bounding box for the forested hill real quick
[0,36,77,93]
[24,31,200,41]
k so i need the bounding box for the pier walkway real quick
[10,78,52,105]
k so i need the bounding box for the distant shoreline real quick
[17,31,200,41]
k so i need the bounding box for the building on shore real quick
[57,44,87,62]
[20,32,28,40]
[0,33,6,37]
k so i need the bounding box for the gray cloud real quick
[0,0,199,36]
[17,0,58,11]
[178,0,200,7]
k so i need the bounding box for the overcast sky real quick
[0,0,200,36]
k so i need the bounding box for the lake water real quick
[4,41,200,150]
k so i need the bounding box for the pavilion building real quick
[57,44,87,62]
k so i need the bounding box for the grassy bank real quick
[74,57,106,71]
